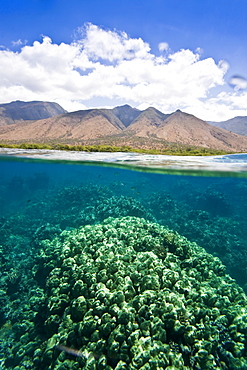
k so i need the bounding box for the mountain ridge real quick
[112,104,141,127]
[209,116,247,136]
[0,100,67,125]
[0,101,247,152]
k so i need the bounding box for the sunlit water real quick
[1,150,247,369]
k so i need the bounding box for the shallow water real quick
[1,151,247,369]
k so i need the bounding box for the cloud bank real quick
[0,23,246,120]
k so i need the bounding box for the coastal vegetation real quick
[0,142,231,156]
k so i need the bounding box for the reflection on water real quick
[229,75,247,90]
[0,154,247,369]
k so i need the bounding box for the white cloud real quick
[76,24,151,62]
[0,23,246,120]
[184,91,247,121]
[12,39,27,47]
[195,47,203,55]
[158,42,169,52]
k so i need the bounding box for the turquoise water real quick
[1,154,247,369]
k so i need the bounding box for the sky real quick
[0,0,246,121]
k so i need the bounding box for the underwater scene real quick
[1,154,247,369]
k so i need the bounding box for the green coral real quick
[146,188,247,290]
[5,216,245,370]
[78,195,154,225]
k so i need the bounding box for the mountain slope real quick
[0,108,124,142]
[126,107,170,136]
[112,104,141,127]
[0,100,67,125]
[0,102,247,152]
[154,110,247,151]
[209,116,247,136]
[126,108,247,151]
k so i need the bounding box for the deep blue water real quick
[1,155,247,369]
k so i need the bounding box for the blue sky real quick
[0,0,246,120]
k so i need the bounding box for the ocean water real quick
[1,151,247,369]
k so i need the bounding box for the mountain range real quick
[209,116,247,136]
[0,100,67,125]
[0,100,247,152]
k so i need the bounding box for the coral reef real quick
[1,170,247,369]
[4,217,247,369]
[1,175,247,292]
[146,188,247,288]
[78,195,154,225]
